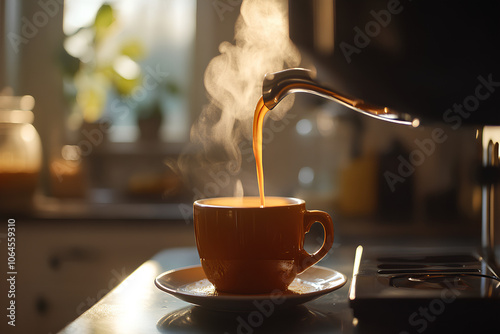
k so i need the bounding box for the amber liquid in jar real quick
[0,107,42,213]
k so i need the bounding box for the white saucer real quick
[154,265,347,312]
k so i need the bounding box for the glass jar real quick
[0,96,42,214]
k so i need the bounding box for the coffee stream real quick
[252,96,270,207]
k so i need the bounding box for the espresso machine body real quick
[289,0,500,126]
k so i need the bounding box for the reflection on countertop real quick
[157,305,345,334]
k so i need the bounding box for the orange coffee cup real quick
[193,196,334,294]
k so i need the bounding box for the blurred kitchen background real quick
[0,0,488,333]
[0,0,484,230]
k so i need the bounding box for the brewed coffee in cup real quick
[194,196,334,294]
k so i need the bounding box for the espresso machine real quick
[262,0,500,330]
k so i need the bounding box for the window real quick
[63,0,196,143]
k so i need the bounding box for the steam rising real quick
[182,0,300,197]
[234,179,244,198]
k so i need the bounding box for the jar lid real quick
[0,95,35,110]
[0,95,35,123]
[0,109,34,123]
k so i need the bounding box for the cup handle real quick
[297,210,334,273]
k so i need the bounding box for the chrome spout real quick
[262,68,419,127]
